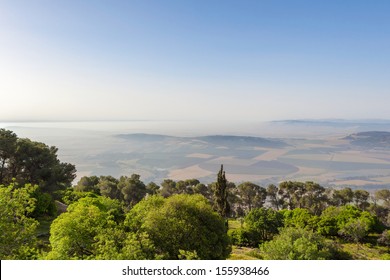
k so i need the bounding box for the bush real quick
[261,227,338,260]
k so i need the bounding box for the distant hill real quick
[116,133,287,148]
[195,135,287,148]
[343,131,390,148]
[273,119,390,132]
[116,133,173,142]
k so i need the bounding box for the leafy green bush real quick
[126,194,231,259]
[261,227,337,260]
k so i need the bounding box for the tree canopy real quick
[0,129,76,193]
[0,183,39,259]
[125,194,231,259]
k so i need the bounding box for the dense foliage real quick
[261,227,336,260]
[0,183,39,259]
[126,194,231,259]
[0,129,76,193]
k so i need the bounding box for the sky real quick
[1,0,390,122]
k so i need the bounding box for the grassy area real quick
[229,242,390,260]
[341,242,390,260]
[228,246,261,260]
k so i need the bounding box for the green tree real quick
[261,227,336,260]
[278,181,306,209]
[354,190,370,211]
[301,181,327,215]
[97,175,121,200]
[0,129,17,183]
[378,230,390,250]
[213,165,230,218]
[146,182,160,195]
[244,207,283,245]
[118,174,147,207]
[266,184,283,210]
[282,208,318,230]
[159,179,177,198]
[338,218,371,244]
[330,187,354,206]
[193,183,212,201]
[125,194,231,259]
[74,176,100,194]
[375,189,390,209]
[237,182,267,212]
[47,196,126,259]
[0,129,76,194]
[0,183,39,259]
[317,205,376,240]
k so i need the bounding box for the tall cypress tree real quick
[213,165,230,218]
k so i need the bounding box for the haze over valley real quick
[3,119,390,190]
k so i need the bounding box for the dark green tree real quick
[213,165,230,218]
[146,182,160,195]
[301,181,327,215]
[237,182,267,212]
[244,207,283,245]
[278,181,305,209]
[266,184,283,210]
[97,175,121,200]
[159,179,177,198]
[330,187,354,206]
[375,189,390,209]
[118,174,147,207]
[0,129,17,183]
[0,129,76,193]
[193,183,212,201]
[354,189,370,211]
[74,176,100,194]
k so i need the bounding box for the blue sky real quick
[1,0,390,122]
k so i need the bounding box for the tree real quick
[74,176,100,194]
[338,218,371,244]
[146,182,160,195]
[159,179,177,198]
[317,205,376,240]
[237,182,267,212]
[266,184,283,210]
[0,129,17,183]
[0,129,76,193]
[117,174,147,207]
[278,181,305,209]
[193,183,212,201]
[244,208,283,245]
[301,181,327,215]
[261,227,336,260]
[375,189,390,209]
[378,230,390,249]
[97,175,121,200]
[47,196,128,259]
[213,165,230,218]
[125,194,231,259]
[354,190,370,211]
[330,187,354,206]
[0,183,39,259]
[282,208,318,230]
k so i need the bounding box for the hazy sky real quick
[1,0,390,122]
